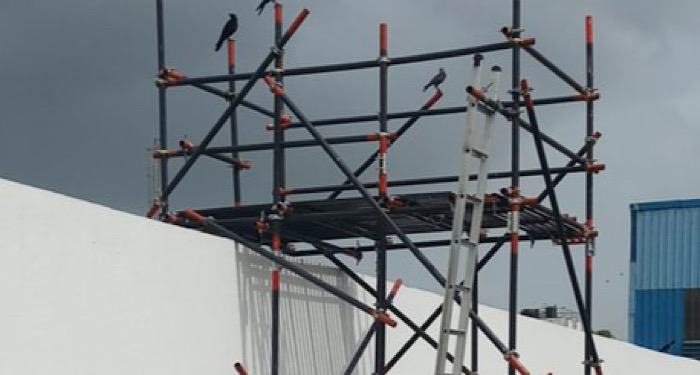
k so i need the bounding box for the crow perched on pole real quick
[423,68,446,92]
[256,0,274,15]
[215,14,238,52]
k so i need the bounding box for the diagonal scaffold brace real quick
[179,209,398,327]
[520,79,604,375]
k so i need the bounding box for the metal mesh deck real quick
[184,191,585,245]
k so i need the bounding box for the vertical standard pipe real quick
[271,5,284,375]
[227,39,242,206]
[274,3,285,197]
[155,0,169,217]
[509,2,521,375]
[375,22,389,375]
[270,228,281,375]
[584,14,595,375]
[472,274,479,373]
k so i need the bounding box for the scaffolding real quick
[149,1,605,374]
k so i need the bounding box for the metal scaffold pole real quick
[584,14,598,375]
[271,5,285,374]
[155,0,168,218]
[227,39,242,206]
[508,2,522,375]
[375,22,390,374]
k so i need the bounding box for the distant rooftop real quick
[631,198,700,212]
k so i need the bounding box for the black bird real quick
[215,14,238,52]
[256,0,274,15]
[659,340,676,353]
[423,68,446,92]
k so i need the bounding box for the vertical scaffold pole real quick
[471,274,479,372]
[274,3,285,195]
[227,39,242,206]
[271,5,285,375]
[155,0,169,217]
[508,1,522,375]
[376,22,389,375]
[584,14,596,375]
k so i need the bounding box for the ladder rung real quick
[445,328,466,336]
[460,239,479,248]
[468,148,489,159]
[451,284,471,292]
[465,194,482,204]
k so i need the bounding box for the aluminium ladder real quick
[434,56,501,375]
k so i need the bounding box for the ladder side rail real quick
[434,55,484,375]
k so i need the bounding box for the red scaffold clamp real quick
[505,351,531,375]
[384,196,405,207]
[265,114,293,131]
[371,310,398,328]
[156,67,185,85]
[255,215,270,233]
[151,149,180,158]
[275,187,293,197]
[145,199,161,219]
[466,86,486,102]
[182,209,207,224]
[263,75,284,96]
[586,163,605,174]
[164,213,184,225]
[579,88,600,102]
[233,362,249,375]
[423,89,444,109]
[232,160,253,170]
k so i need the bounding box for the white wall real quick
[0,178,372,375]
[2,178,700,375]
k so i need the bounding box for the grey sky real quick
[2,0,699,341]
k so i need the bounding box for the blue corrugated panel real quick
[632,289,684,355]
[630,200,700,290]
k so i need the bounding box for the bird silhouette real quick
[215,14,238,52]
[256,0,274,15]
[659,340,675,353]
[423,68,446,92]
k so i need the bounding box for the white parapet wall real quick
[1,178,700,374]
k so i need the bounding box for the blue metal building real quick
[630,199,700,359]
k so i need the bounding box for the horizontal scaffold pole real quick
[281,165,595,196]
[166,40,523,87]
[287,234,556,258]
[279,93,588,130]
[154,133,388,157]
